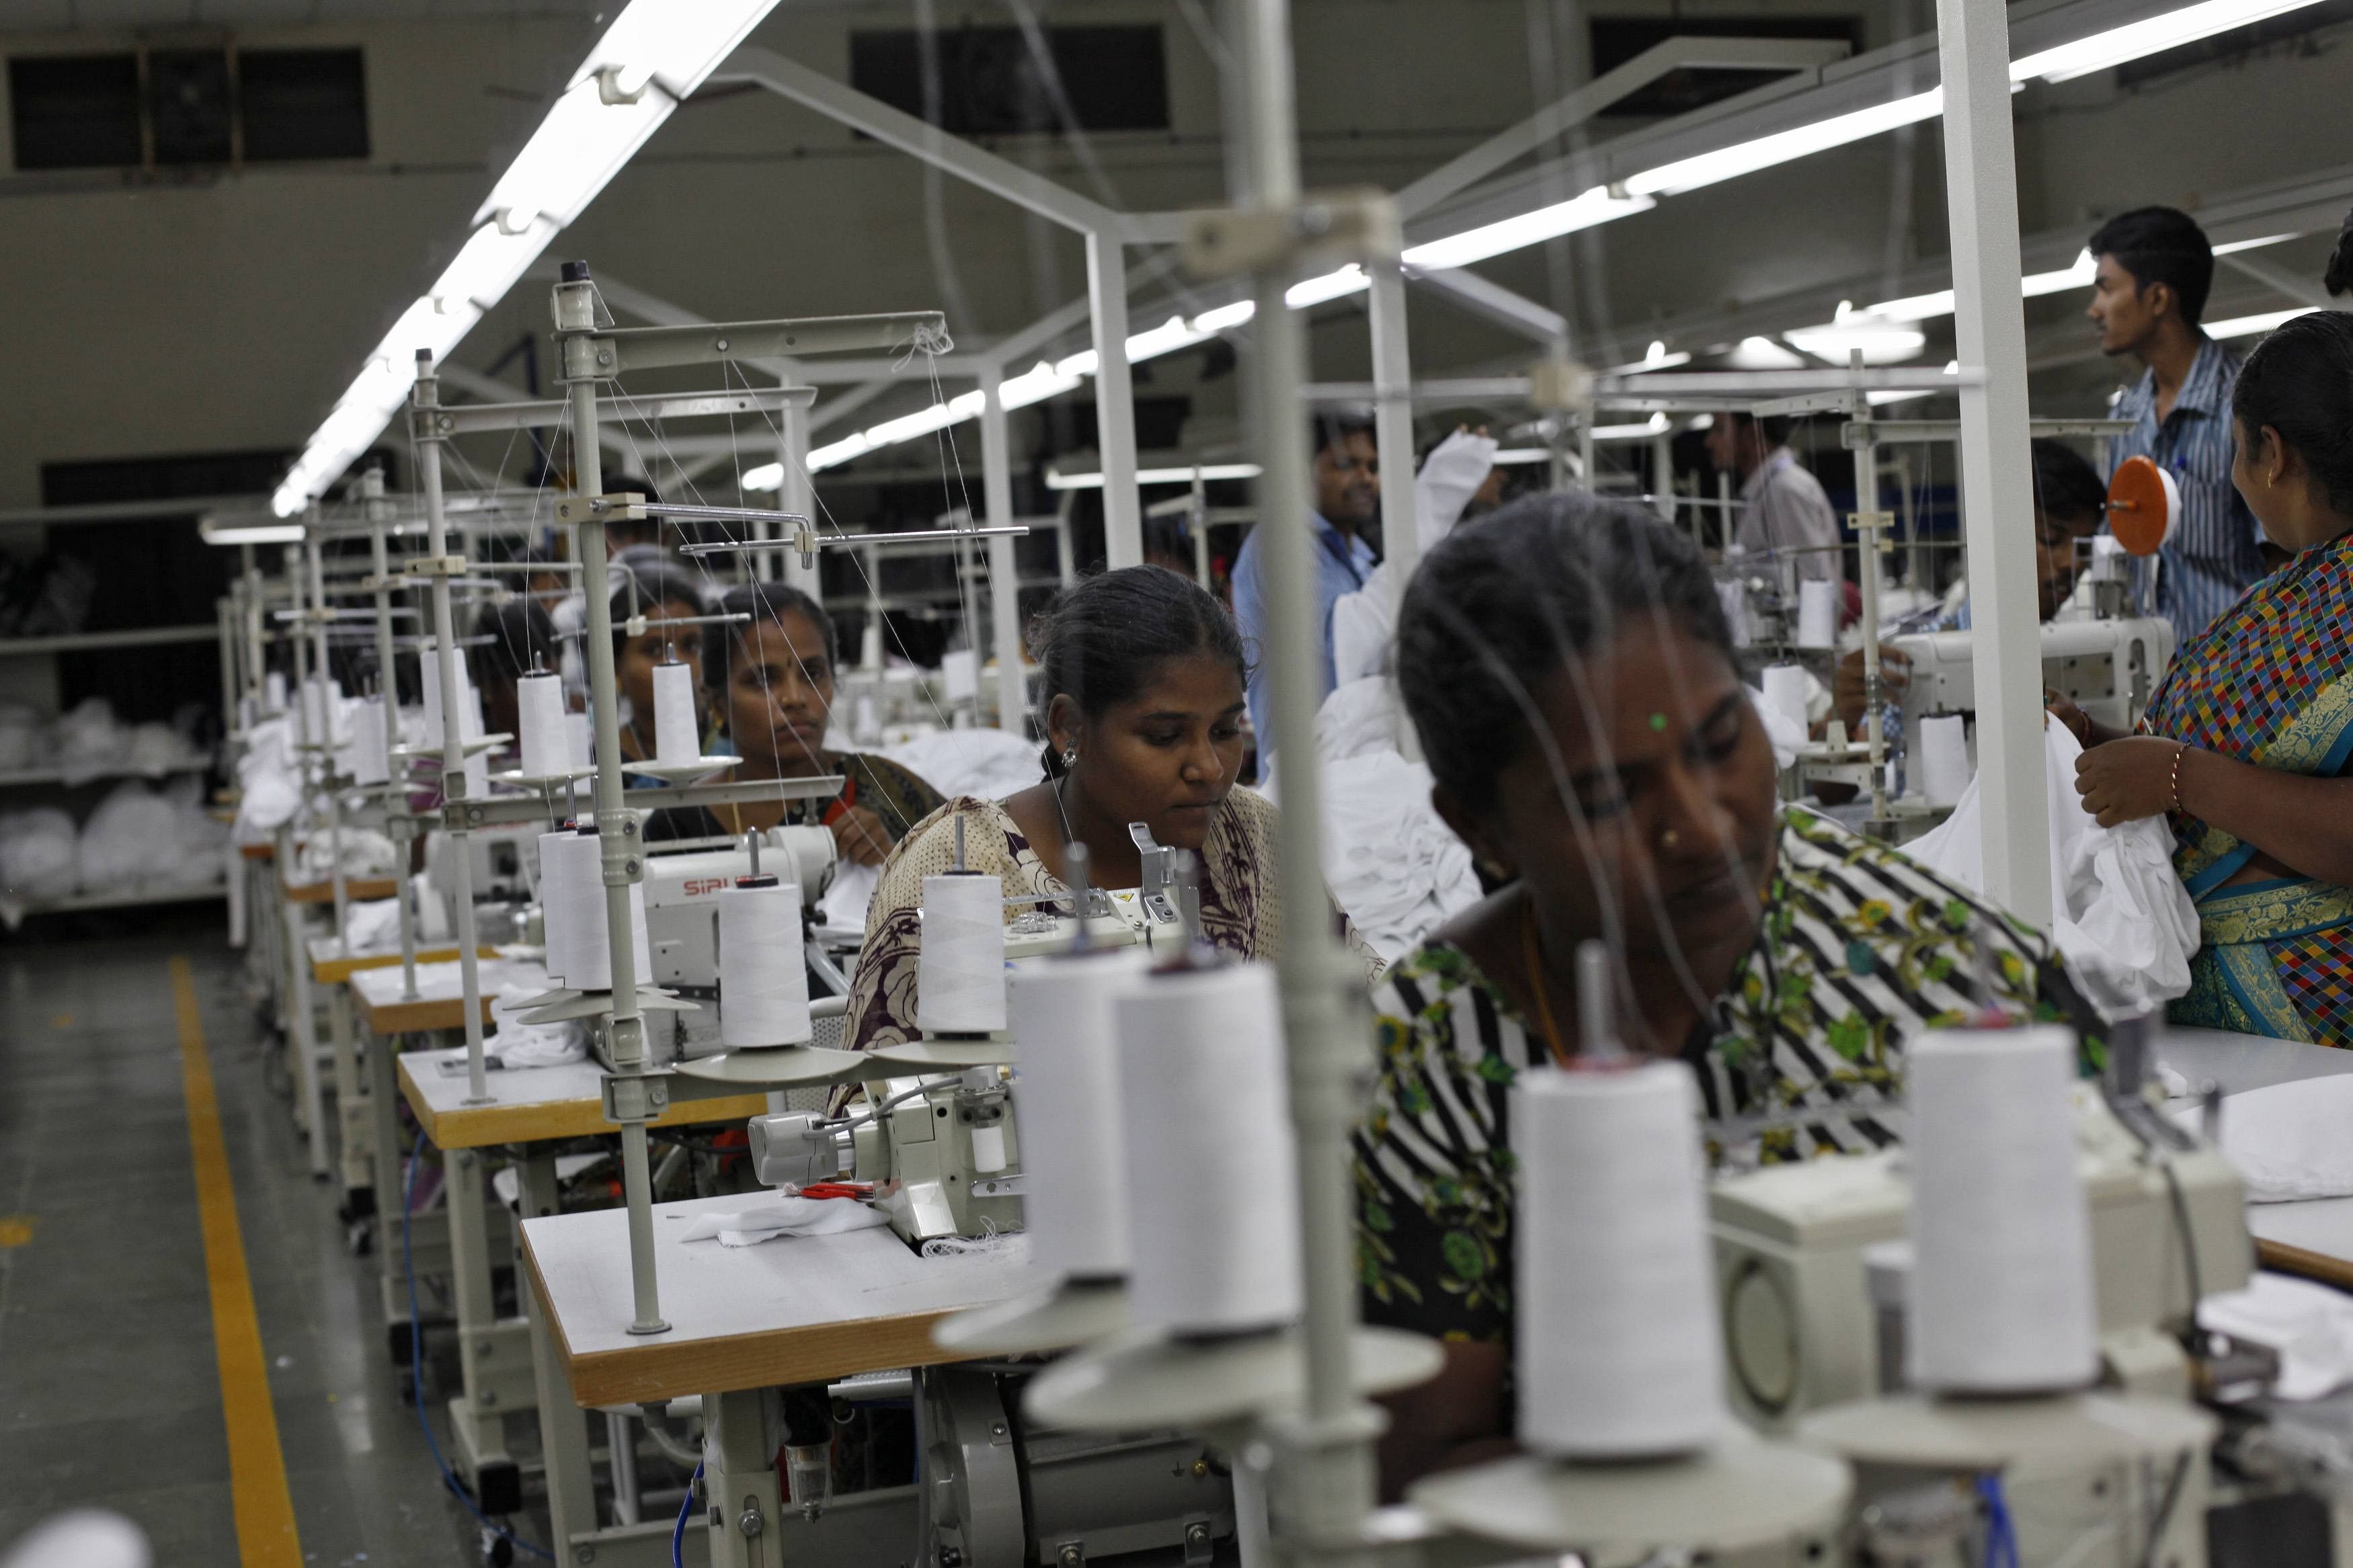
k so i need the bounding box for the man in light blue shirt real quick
[1230,414,1380,762]
[2086,206,2264,640]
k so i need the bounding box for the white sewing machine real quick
[638,824,838,1060]
[1001,822,1190,960]
[1710,1075,2249,1430]
[1886,613,2176,788]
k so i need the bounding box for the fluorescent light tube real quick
[2011,0,2324,83]
[1045,463,1262,491]
[201,520,310,545]
[1402,187,1656,270]
[1286,267,1369,308]
[2207,306,2317,338]
[475,78,672,231]
[576,0,774,99]
[1626,89,1944,198]
[433,217,561,312]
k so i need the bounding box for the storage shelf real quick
[0,884,225,929]
[0,625,220,657]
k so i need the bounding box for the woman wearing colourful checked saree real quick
[2057,311,2353,1044]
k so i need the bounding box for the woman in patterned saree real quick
[2065,310,2353,1044]
[1353,491,2102,1495]
[845,566,1285,1050]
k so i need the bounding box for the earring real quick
[1062,747,1078,767]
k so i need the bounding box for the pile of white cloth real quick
[1330,429,1499,686]
[0,779,227,902]
[48,698,205,786]
[488,979,587,1068]
[1901,721,2197,1018]
[231,714,303,844]
[1311,749,1480,962]
[341,876,450,950]
[879,727,1040,802]
[0,809,79,900]
[293,826,399,882]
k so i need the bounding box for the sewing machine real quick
[1886,614,2176,782]
[1001,822,1191,960]
[1711,1073,2249,1430]
[631,825,837,1061]
[425,822,541,942]
[747,1063,1020,1245]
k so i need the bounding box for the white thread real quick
[1115,962,1301,1334]
[653,660,701,765]
[1907,1025,2098,1393]
[1717,580,1751,647]
[1919,714,1971,809]
[971,1124,1007,1173]
[1515,1061,1725,1458]
[1796,579,1841,649]
[718,880,811,1048]
[1760,664,1810,733]
[566,710,593,770]
[539,828,651,990]
[918,872,1006,1034]
[264,670,287,714]
[301,675,341,744]
[1009,949,1150,1280]
[461,686,489,797]
[517,672,569,778]
[349,696,391,786]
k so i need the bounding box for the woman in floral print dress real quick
[1351,493,2104,1494]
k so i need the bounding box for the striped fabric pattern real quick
[2108,337,2266,641]
[1351,811,2103,1342]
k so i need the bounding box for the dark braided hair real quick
[1028,566,1247,779]
[2233,311,2353,518]
[1396,491,1732,817]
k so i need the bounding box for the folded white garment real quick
[678,1196,888,1247]
[1316,677,1406,764]
[1902,720,2196,1019]
[2170,1073,2353,1203]
[2199,1272,2353,1400]
[1314,749,1479,962]
[489,980,586,1067]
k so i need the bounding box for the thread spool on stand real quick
[881,815,1016,1071]
[622,657,735,784]
[1406,955,1851,1560]
[677,832,865,1087]
[1800,1024,2217,1472]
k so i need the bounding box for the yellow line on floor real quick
[172,954,303,1568]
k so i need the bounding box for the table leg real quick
[284,893,330,1180]
[705,1389,783,1568]
[444,1145,520,1510]
[528,1245,606,1560]
[330,987,370,1200]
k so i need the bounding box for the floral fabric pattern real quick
[1352,810,2104,1345]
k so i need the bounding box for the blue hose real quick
[403,1131,555,1561]
[674,1458,705,1568]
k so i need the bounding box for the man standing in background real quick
[2087,205,2262,638]
[1706,411,1843,581]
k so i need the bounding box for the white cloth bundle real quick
[1901,721,2197,1018]
[1314,749,1479,962]
[52,698,126,785]
[0,808,81,899]
[817,859,881,935]
[77,780,227,895]
[489,980,588,1067]
[677,1196,888,1247]
[1316,677,1408,763]
[879,727,1041,801]
[1330,429,1501,686]
[2165,1073,2353,1202]
[293,826,399,882]
[2199,1273,2353,1400]
[231,715,303,843]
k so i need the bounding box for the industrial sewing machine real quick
[635,823,838,1062]
[1886,612,2177,786]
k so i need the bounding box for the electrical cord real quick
[2137,1452,2192,1568]
[1976,1473,2020,1568]
[672,1458,704,1568]
[2157,1155,2206,1328]
[403,1131,555,1561]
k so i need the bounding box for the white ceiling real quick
[1,0,608,32]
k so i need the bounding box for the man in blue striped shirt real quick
[2087,206,2264,640]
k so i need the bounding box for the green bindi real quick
[1649,712,1669,731]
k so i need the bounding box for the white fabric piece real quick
[1316,750,1479,962]
[1901,721,2196,1019]
[294,826,399,882]
[52,698,126,785]
[231,715,301,843]
[489,980,588,1067]
[491,1153,600,1210]
[678,1196,888,1247]
[77,780,227,895]
[2167,1074,2353,1203]
[879,727,1039,802]
[1330,430,1501,686]
[0,808,81,899]
[820,859,881,935]
[2198,1272,2353,1400]
[344,875,448,947]
[1746,688,1808,772]
[1316,677,1406,763]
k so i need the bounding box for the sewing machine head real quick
[638,823,835,1059]
[1889,614,2176,783]
[1000,821,1191,961]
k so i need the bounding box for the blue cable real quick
[672,1458,704,1568]
[1976,1473,2020,1568]
[403,1131,556,1561]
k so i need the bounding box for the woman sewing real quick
[844,566,1291,1050]
[2061,310,2353,1045]
[1355,493,2102,1494]
[699,581,943,864]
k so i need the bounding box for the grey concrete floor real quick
[0,925,516,1566]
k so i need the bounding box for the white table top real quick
[351,955,539,1007]
[522,1193,1029,1407]
[2161,1028,2353,1098]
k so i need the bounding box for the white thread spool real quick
[517,672,569,778]
[537,830,580,981]
[541,829,652,990]
[1796,579,1841,648]
[264,670,287,714]
[1918,714,1971,808]
[918,872,1006,1035]
[653,660,701,765]
[971,1124,1008,1173]
[566,710,593,770]
[1907,1026,2098,1393]
[461,686,489,797]
[717,879,811,1047]
[1716,580,1751,647]
[1761,664,1810,733]
[1115,962,1301,1334]
[1010,949,1151,1281]
[1515,1061,1724,1457]
[350,696,390,786]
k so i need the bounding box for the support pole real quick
[309,537,352,959]
[1936,0,2051,924]
[553,264,670,1339]
[1366,258,1422,763]
[412,354,497,1104]
[980,366,1028,735]
[369,513,420,1001]
[1651,429,1677,524]
[1848,382,1893,836]
[1087,229,1144,571]
[1232,1,1378,1557]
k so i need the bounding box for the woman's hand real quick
[2046,689,2093,747]
[2074,737,2184,827]
[832,804,894,866]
